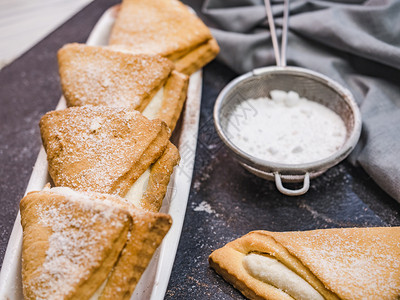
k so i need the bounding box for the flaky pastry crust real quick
[209,228,400,300]
[58,43,173,110]
[40,106,170,197]
[157,71,189,131]
[139,142,180,212]
[20,189,131,300]
[109,0,219,75]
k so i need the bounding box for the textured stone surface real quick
[0,1,399,300]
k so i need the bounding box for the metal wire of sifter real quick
[213,0,362,196]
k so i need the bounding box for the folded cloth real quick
[202,0,400,202]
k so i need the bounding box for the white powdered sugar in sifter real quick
[213,0,362,196]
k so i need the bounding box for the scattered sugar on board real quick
[193,201,215,214]
[226,90,346,164]
[29,190,127,300]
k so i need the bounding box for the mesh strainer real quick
[213,0,362,196]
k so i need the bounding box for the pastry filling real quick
[124,168,151,208]
[89,278,108,300]
[124,87,164,208]
[243,253,324,300]
[142,87,164,119]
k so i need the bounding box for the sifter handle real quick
[274,172,310,196]
[264,0,290,67]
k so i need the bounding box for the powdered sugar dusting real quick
[278,228,400,299]
[109,0,212,58]
[27,190,128,299]
[59,43,172,109]
[90,117,102,132]
[40,106,166,196]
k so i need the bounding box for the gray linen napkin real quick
[203,0,400,202]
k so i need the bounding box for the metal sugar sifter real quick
[213,0,362,196]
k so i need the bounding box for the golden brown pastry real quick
[20,187,132,300]
[140,141,180,212]
[209,228,400,300]
[39,106,170,197]
[58,43,188,131]
[58,43,172,111]
[98,192,172,299]
[146,70,189,132]
[109,0,220,75]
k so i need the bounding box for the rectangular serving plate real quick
[0,6,201,300]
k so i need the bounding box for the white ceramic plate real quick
[0,6,201,300]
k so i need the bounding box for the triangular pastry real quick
[96,191,172,299]
[20,187,132,299]
[209,228,400,300]
[58,43,172,112]
[109,0,220,75]
[40,106,171,197]
[58,43,188,131]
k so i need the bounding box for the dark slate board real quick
[0,1,399,299]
